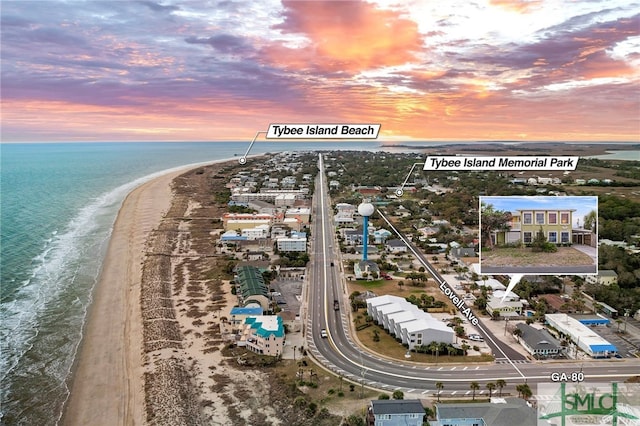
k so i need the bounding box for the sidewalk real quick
[572,244,597,263]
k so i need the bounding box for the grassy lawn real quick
[273,358,378,415]
[482,246,594,267]
[354,314,493,364]
[348,278,454,312]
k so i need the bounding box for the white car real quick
[469,334,484,342]
[320,329,328,338]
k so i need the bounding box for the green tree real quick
[517,383,532,400]
[436,382,444,402]
[496,379,506,397]
[470,381,480,400]
[583,210,597,231]
[343,414,365,426]
[378,394,390,400]
[486,382,496,398]
[480,203,512,249]
[392,390,404,400]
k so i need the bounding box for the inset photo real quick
[480,196,598,275]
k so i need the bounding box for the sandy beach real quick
[62,167,187,425]
[62,157,286,426]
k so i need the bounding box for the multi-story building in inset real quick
[492,208,575,246]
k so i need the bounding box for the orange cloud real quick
[489,0,543,13]
[266,1,424,73]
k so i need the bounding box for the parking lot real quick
[269,278,303,320]
[596,323,640,358]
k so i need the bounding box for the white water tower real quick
[358,202,375,260]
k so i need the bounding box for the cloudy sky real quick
[1,0,639,142]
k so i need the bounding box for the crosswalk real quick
[496,358,529,364]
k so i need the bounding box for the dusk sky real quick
[1,1,639,142]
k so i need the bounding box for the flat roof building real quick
[546,313,617,358]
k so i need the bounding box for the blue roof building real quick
[240,315,285,356]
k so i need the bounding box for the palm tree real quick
[461,343,470,356]
[513,328,522,339]
[486,382,496,398]
[436,382,444,402]
[496,379,506,397]
[428,341,440,358]
[470,382,480,400]
[517,383,532,400]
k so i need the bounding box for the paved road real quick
[306,153,640,396]
[482,266,597,274]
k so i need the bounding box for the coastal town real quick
[125,145,640,426]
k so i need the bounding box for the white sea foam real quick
[0,158,232,424]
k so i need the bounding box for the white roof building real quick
[545,314,618,358]
[475,279,506,291]
[366,295,454,348]
[386,307,423,333]
[400,319,454,349]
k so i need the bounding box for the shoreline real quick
[61,158,240,425]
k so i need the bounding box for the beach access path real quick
[63,168,190,426]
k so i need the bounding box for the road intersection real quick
[305,154,640,397]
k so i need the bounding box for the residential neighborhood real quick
[204,149,639,425]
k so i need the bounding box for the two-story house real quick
[493,208,574,246]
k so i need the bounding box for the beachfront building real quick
[434,398,537,426]
[285,207,310,225]
[492,208,575,246]
[366,399,425,426]
[222,213,273,231]
[241,224,270,240]
[247,200,277,215]
[229,306,264,331]
[546,313,618,358]
[238,315,285,357]
[515,323,562,358]
[235,265,270,311]
[230,189,307,204]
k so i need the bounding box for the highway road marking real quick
[465,391,471,395]
[408,389,415,393]
[451,391,457,395]
[378,210,528,380]
[475,366,480,370]
[424,367,430,370]
[422,390,430,394]
[438,367,443,370]
[463,367,468,370]
[412,366,417,369]
[450,367,456,370]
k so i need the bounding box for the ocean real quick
[0,141,390,425]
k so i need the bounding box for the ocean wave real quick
[0,158,231,425]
